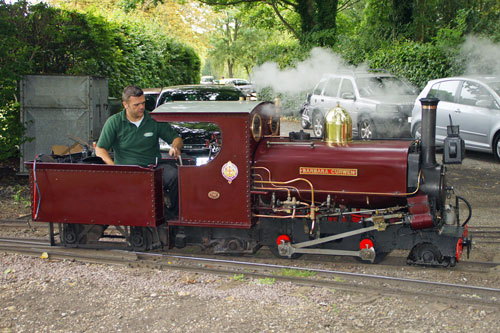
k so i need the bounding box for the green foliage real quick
[276,268,316,278]
[0,0,200,161]
[232,274,245,281]
[0,101,27,161]
[12,184,30,207]
[368,41,456,89]
[256,277,275,285]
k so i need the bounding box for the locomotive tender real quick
[27,98,471,267]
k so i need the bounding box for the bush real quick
[0,101,28,161]
[367,41,456,89]
[0,1,200,160]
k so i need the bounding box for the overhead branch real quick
[338,0,360,12]
[199,0,297,9]
[266,0,300,40]
[199,0,263,6]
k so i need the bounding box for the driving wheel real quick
[130,227,153,251]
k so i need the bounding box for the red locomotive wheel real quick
[456,238,463,262]
[269,235,302,259]
[276,234,291,246]
[355,238,388,264]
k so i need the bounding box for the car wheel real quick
[412,122,422,140]
[493,133,500,162]
[312,112,324,138]
[359,118,375,140]
[301,117,311,129]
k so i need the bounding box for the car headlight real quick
[376,104,399,113]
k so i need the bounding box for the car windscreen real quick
[159,122,222,165]
[144,93,159,111]
[356,77,415,97]
[232,80,249,86]
[487,81,500,96]
[157,88,243,105]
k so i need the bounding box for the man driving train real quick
[95,85,183,216]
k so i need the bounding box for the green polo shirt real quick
[97,110,179,166]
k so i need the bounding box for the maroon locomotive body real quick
[26,99,471,267]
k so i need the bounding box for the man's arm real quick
[95,146,115,165]
[169,137,183,159]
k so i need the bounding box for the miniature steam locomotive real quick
[26,98,472,267]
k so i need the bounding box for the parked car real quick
[411,75,500,161]
[153,99,257,165]
[143,88,161,111]
[221,78,256,98]
[301,71,418,139]
[155,84,245,109]
[200,76,215,84]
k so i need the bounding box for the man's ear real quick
[122,101,127,109]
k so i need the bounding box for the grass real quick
[257,277,276,285]
[276,268,316,278]
[232,274,245,281]
[12,184,30,207]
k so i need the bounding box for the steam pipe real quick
[420,98,439,168]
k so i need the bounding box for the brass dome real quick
[324,103,352,144]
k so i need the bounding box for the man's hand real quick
[95,146,115,165]
[169,137,183,159]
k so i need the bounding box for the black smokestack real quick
[420,98,439,168]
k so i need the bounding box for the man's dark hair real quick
[122,85,144,102]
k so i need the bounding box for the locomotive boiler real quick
[26,98,471,267]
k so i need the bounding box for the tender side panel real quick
[27,163,163,227]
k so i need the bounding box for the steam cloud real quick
[461,35,500,75]
[253,35,500,96]
[252,48,361,94]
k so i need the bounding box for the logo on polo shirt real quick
[144,132,153,137]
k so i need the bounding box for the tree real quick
[49,0,218,60]
[203,0,348,47]
[207,7,267,78]
[0,0,200,160]
[120,0,361,47]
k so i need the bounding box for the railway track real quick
[1,219,499,271]
[1,236,500,309]
[469,225,500,244]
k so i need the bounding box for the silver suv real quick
[301,71,418,139]
[411,76,500,161]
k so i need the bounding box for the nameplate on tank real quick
[300,167,358,177]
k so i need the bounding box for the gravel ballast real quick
[1,253,500,333]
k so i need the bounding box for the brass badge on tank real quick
[300,167,358,176]
[222,161,238,184]
[208,191,220,200]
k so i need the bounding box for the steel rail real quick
[138,251,500,294]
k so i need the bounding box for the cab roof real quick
[152,100,260,114]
